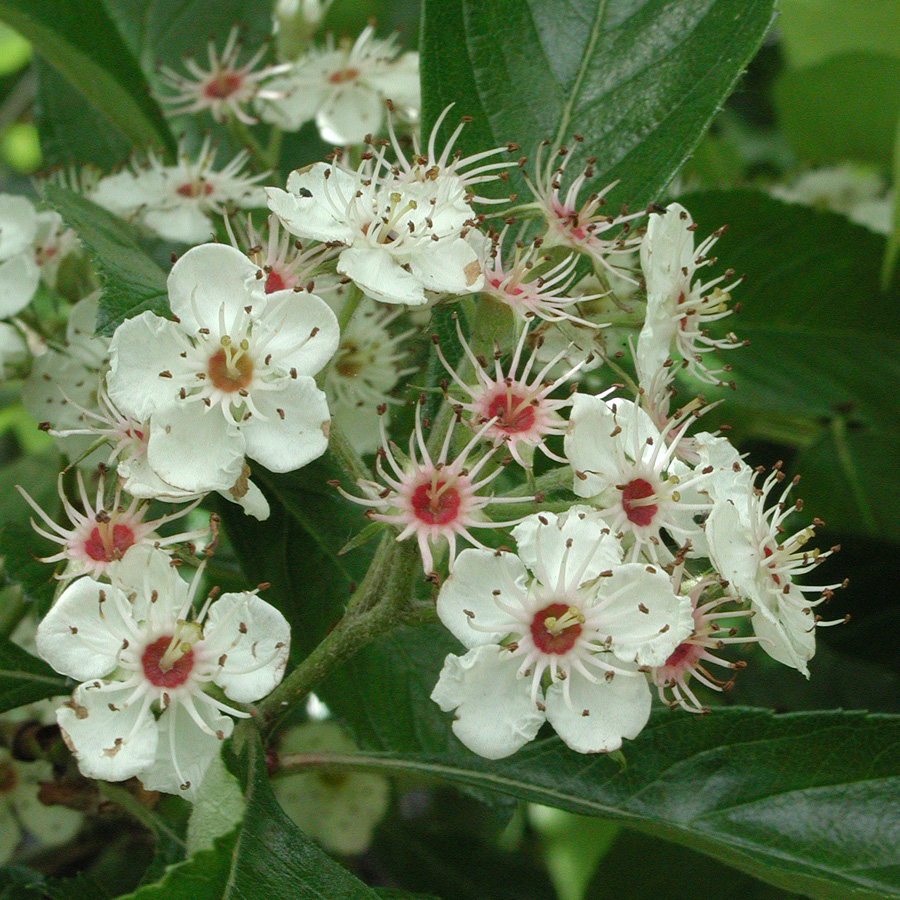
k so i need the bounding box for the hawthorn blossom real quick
[636,203,743,389]
[106,243,339,495]
[707,467,845,676]
[33,210,79,290]
[158,27,290,124]
[35,545,290,798]
[0,323,26,373]
[274,0,336,60]
[91,139,266,244]
[267,158,483,306]
[257,26,419,144]
[431,510,693,758]
[0,194,41,319]
[436,317,580,467]
[17,469,207,581]
[339,402,526,573]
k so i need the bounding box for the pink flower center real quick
[661,639,702,672]
[208,348,254,392]
[621,478,658,526]
[264,270,287,293]
[530,602,582,655]
[328,67,359,84]
[204,71,243,99]
[411,480,461,526]
[176,181,214,198]
[141,636,195,689]
[489,276,524,297]
[763,545,781,585]
[487,392,536,434]
[84,522,136,562]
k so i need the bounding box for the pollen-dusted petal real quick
[512,508,622,589]
[599,564,693,667]
[259,291,340,376]
[146,402,245,493]
[0,253,40,318]
[228,479,271,521]
[430,646,545,759]
[544,665,651,754]
[167,243,260,331]
[139,702,233,801]
[267,163,358,243]
[317,84,384,146]
[436,549,527,649]
[205,592,290,703]
[241,376,330,472]
[57,681,158,783]
[107,311,191,421]
[338,246,427,306]
[640,203,696,299]
[13,759,83,845]
[36,578,134,680]
[143,204,215,245]
[407,236,483,295]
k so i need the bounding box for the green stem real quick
[344,531,395,616]
[507,466,574,498]
[227,117,274,172]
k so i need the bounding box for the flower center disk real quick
[84,522,135,562]
[531,603,583,655]
[621,478,658,526]
[487,392,536,434]
[411,480,461,526]
[208,347,254,392]
[141,635,195,689]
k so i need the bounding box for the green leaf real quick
[774,52,900,166]
[0,637,69,714]
[420,0,775,208]
[42,183,170,336]
[293,708,900,900]
[0,0,174,156]
[0,523,57,612]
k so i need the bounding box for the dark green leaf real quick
[0,637,69,714]
[0,523,57,612]
[0,0,174,155]
[420,0,775,208]
[298,708,900,900]
[42,184,170,336]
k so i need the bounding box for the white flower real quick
[35,545,290,798]
[267,158,483,306]
[431,510,692,758]
[0,194,41,318]
[33,210,79,290]
[0,322,26,372]
[637,203,743,390]
[91,139,266,244]
[0,747,83,864]
[273,721,389,855]
[106,243,339,494]
[706,467,844,676]
[257,26,419,144]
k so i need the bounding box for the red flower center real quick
[621,478,658,527]
[204,71,243,99]
[661,640,702,672]
[264,270,287,294]
[141,636,195,689]
[84,522,135,562]
[208,348,254,392]
[176,181,214,198]
[530,602,582,655]
[411,480,461,525]
[487,392,536,434]
[328,67,360,84]
[763,545,781,585]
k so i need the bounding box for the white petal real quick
[751,596,814,677]
[119,453,201,503]
[167,243,259,332]
[109,544,189,627]
[256,77,328,130]
[266,163,358,243]
[260,290,340,376]
[365,52,420,110]
[92,170,167,217]
[242,377,330,472]
[406,237,483,295]
[430,646,545,759]
[0,321,26,367]
[640,203,695,299]
[107,311,188,421]
[317,85,384,145]
[57,681,158,782]
[635,296,677,390]
[0,253,40,317]
[706,499,759,599]
[204,592,290,703]
[544,666,651,753]
[0,194,37,258]
[597,564,694,667]
[36,579,132,680]
[143,204,215,244]
[338,246,427,306]
[13,759,82,844]
[147,403,246,493]
[512,508,622,590]
[139,701,233,800]
[436,549,527,649]
[220,478,271,521]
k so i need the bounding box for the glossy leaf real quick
[0,638,69,714]
[420,0,775,208]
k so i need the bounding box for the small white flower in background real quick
[564,394,713,562]
[257,25,419,145]
[325,298,415,455]
[273,721,389,855]
[35,545,290,798]
[17,468,208,581]
[523,141,644,279]
[706,466,846,677]
[636,202,743,391]
[91,139,266,245]
[274,0,337,61]
[267,157,483,306]
[158,27,290,125]
[0,322,26,374]
[0,194,41,319]
[106,242,339,495]
[33,210,80,291]
[0,746,83,864]
[339,400,526,574]
[431,509,693,758]
[435,316,580,468]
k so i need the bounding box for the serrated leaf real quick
[285,708,900,900]
[420,0,775,209]
[0,0,174,156]
[42,183,170,336]
[0,637,69,714]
